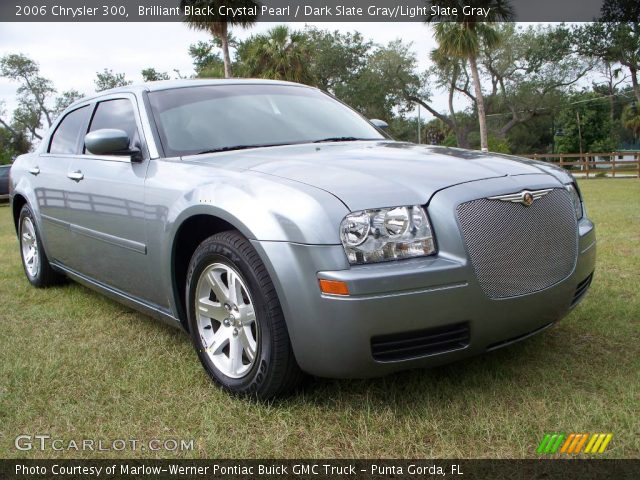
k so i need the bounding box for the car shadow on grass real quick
[57,282,594,411]
[276,332,571,409]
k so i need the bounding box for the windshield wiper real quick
[195,145,261,155]
[195,143,296,155]
[313,136,366,143]
[195,138,372,154]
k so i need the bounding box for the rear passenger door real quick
[36,104,92,264]
[62,94,152,300]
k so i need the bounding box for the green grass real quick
[0,179,638,459]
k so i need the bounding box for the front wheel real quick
[186,231,303,398]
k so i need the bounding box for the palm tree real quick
[238,26,314,84]
[181,0,259,78]
[427,0,514,151]
[622,102,640,139]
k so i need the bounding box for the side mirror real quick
[370,119,389,130]
[85,129,142,162]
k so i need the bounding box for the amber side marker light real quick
[319,279,349,296]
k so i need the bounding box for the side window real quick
[48,106,90,154]
[87,99,141,152]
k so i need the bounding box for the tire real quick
[186,231,303,399]
[18,204,65,287]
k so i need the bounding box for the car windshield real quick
[148,84,386,157]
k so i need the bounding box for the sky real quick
[0,20,619,130]
[0,21,443,122]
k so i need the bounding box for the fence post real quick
[585,153,589,179]
[612,153,615,178]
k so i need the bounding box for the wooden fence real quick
[520,152,640,179]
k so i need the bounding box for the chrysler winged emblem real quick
[488,188,552,207]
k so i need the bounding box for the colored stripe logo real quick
[537,433,613,454]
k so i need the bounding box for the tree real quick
[482,24,591,137]
[95,68,131,92]
[0,101,30,164]
[622,102,640,139]
[427,0,514,151]
[332,37,475,148]
[180,0,259,78]
[0,53,55,132]
[578,1,640,102]
[555,91,616,153]
[420,48,475,148]
[236,26,314,84]
[53,89,82,116]
[344,40,421,121]
[1,53,81,143]
[188,39,226,77]
[141,68,170,82]
[302,27,372,93]
[593,61,627,129]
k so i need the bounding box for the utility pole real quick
[576,111,583,155]
[417,103,421,144]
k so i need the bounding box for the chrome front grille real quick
[456,188,578,299]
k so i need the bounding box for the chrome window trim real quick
[39,153,136,163]
[40,91,159,160]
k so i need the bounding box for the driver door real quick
[62,94,152,301]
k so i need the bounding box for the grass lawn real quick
[0,179,638,459]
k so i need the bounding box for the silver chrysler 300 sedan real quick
[10,80,596,398]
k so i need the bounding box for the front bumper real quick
[252,175,597,378]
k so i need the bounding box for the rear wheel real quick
[186,231,303,398]
[19,204,64,287]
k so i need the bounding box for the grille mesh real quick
[457,188,578,299]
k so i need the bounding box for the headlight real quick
[565,183,583,220]
[340,205,436,264]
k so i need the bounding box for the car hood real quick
[189,141,570,211]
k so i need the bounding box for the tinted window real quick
[88,99,140,151]
[49,106,90,154]
[148,85,384,157]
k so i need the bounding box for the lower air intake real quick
[371,322,470,362]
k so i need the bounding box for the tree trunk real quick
[220,25,232,78]
[468,54,488,152]
[0,117,19,138]
[630,67,640,103]
[456,130,470,149]
[23,76,52,127]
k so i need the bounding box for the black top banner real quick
[2,0,638,22]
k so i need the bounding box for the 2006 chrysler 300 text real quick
[10,80,596,398]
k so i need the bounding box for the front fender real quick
[163,169,349,245]
[144,159,349,317]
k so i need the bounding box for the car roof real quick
[70,78,313,107]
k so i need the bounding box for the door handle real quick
[29,166,40,176]
[67,170,84,182]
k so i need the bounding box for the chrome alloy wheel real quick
[20,216,39,277]
[195,262,258,379]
